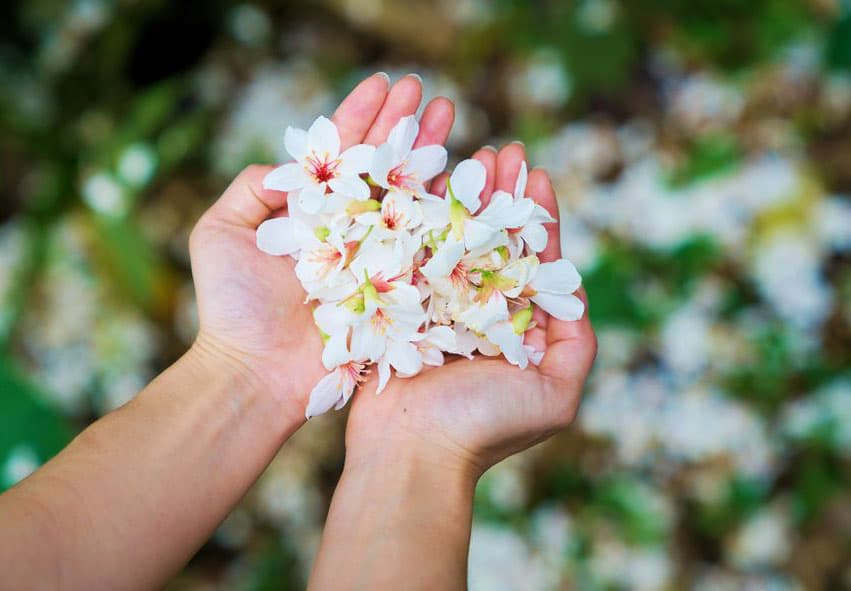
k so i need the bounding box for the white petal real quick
[532,259,582,294]
[529,204,557,224]
[425,325,456,351]
[298,184,327,214]
[322,331,350,371]
[420,347,444,367]
[351,323,387,361]
[459,292,509,333]
[475,191,516,230]
[485,322,527,369]
[376,358,391,394]
[284,127,309,162]
[388,115,418,159]
[449,159,486,212]
[500,256,538,298]
[509,197,537,227]
[524,345,544,366]
[421,234,465,280]
[315,302,358,335]
[419,195,450,229]
[339,144,376,175]
[305,370,348,419]
[514,161,528,199]
[307,116,340,159]
[532,292,585,321]
[264,163,305,192]
[256,217,301,256]
[407,145,447,183]
[521,223,549,252]
[464,219,499,251]
[329,175,370,200]
[369,143,396,189]
[387,340,422,377]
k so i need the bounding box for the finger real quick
[472,146,497,205]
[208,164,285,228]
[332,72,391,149]
[527,168,561,264]
[416,97,455,193]
[430,172,448,197]
[539,287,597,382]
[414,97,455,148]
[487,142,526,208]
[363,74,423,145]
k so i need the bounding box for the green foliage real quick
[0,357,74,491]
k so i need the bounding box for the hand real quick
[345,142,598,477]
[188,73,456,423]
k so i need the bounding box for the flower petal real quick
[407,145,448,183]
[531,292,585,321]
[388,115,418,159]
[520,223,549,252]
[369,143,396,189]
[264,163,306,192]
[475,191,516,230]
[307,116,340,159]
[464,219,499,251]
[514,160,528,200]
[339,144,376,175]
[425,325,456,351]
[376,357,391,394]
[298,184,327,214]
[329,176,370,200]
[387,340,422,378]
[285,127,309,162]
[306,369,349,419]
[314,302,358,335]
[532,259,582,294]
[449,159,486,212]
[351,323,387,362]
[421,234,465,280]
[459,291,509,333]
[322,331,350,371]
[256,217,301,256]
[485,322,528,369]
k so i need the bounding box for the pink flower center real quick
[387,163,415,190]
[371,308,393,335]
[308,244,342,277]
[306,153,340,184]
[449,261,469,290]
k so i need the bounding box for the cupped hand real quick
[188,73,456,421]
[345,143,598,476]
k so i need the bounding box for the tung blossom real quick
[255,113,585,418]
[263,116,375,214]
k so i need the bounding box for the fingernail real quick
[407,73,423,84]
[482,145,497,152]
[511,140,525,147]
[375,72,391,84]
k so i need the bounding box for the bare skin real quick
[309,139,598,590]
[0,73,458,591]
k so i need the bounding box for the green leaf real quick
[0,357,75,491]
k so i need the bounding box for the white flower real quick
[264,116,375,214]
[505,256,585,321]
[256,193,327,257]
[369,115,447,198]
[484,306,536,369]
[305,360,368,419]
[497,161,557,254]
[420,159,519,279]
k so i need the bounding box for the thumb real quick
[208,165,288,228]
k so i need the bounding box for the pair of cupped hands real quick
[190,73,597,478]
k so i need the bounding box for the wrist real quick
[185,332,306,434]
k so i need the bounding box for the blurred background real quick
[2,0,851,589]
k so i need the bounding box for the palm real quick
[345,143,597,472]
[191,212,325,406]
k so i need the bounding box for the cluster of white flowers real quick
[256,114,584,417]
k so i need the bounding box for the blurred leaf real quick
[826,11,851,70]
[0,356,75,491]
[90,214,173,315]
[668,134,742,187]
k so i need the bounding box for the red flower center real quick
[306,153,340,184]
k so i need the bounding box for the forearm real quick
[0,340,303,590]
[309,446,478,591]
